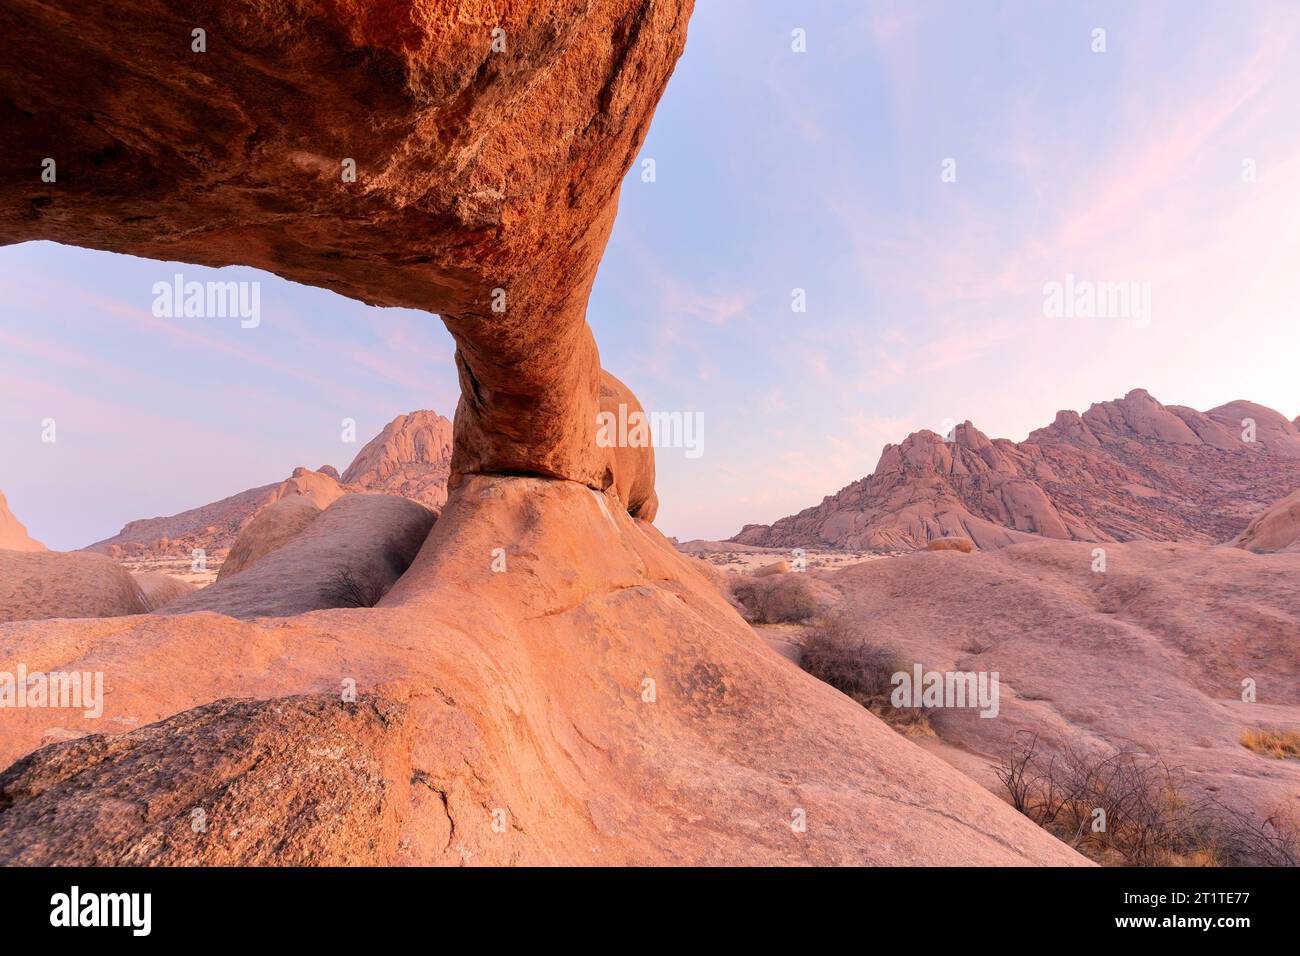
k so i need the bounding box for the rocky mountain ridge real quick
[734,389,1300,550]
[85,411,452,561]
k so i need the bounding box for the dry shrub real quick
[996,731,1299,866]
[320,566,388,608]
[731,574,817,624]
[1241,726,1300,759]
[798,613,932,736]
[321,546,415,609]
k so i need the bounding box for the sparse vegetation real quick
[996,731,1299,866]
[1241,726,1300,759]
[731,574,817,624]
[321,565,388,608]
[798,613,933,736]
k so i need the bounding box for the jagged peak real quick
[731,386,1300,549]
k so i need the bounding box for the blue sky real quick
[4,0,1300,549]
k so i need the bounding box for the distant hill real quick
[340,409,452,507]
[85,410,452,560]
[733,389,1300,550]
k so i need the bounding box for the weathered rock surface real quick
[736,389,1300,550]
[0,695,414,865]
[0,551,149,623]
[163,494,436,619]
[1233,487,1300,553]
[278,466,349,507]
[0,490,44,552]
[1203,401,1300,458]
[341,411,453,508]
[800,539,1300,825]
[598,370,658,520]
[0,477,1084,865]
[0,0,684,501]
[132,571,196,611]
[217,494,323,580]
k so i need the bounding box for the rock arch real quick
[0,0,681,515]
[0,0,1089,867]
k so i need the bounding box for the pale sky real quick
[3,0,1300,549]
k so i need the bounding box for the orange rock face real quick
[0,0,687,499]
[276,468,348,511]
[341,411,453,508]
[816,538,1300,825]
[0,695,417,865]
[163,494,437,619]
[216,495,324,580]
[736,389,1300,550]
[598,371,658,520]
[132,571,197,611]
[0,490,44,552]
[1233,487,1300,553]
[0,477,1085,865]
[0,551,149,623]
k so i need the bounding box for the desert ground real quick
[674,539,900,574]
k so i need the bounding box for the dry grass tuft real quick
[997,731,1299,866]
[731,574,817,624]
[1241,726,1300,760]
